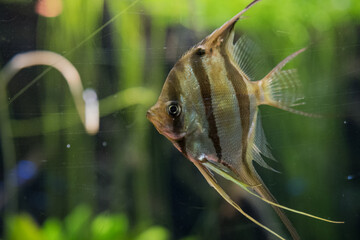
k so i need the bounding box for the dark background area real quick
[0,0,359,239]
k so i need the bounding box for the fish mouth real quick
[146,109,187,141]
[146,108,165,133]
[146,108,160,126]
[146,109,154,121]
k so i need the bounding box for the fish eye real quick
[196,47,206,56]
[167,102,181,117]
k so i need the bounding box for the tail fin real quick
[257,48,321,118]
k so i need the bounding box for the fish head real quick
[147,64,187,142]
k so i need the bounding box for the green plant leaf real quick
[91,213,129,240]
[41,218,64,240]
[64,205,93,240]
[135,226,170,240]
[7,214,43,240]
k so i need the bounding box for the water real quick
[0,0,359,239]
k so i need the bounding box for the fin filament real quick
[204,161,344,224]
[193,160,286,240]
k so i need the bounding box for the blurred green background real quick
[0,0,359,239]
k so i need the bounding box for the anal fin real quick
[251,111,279,172]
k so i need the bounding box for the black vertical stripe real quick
[167,69,183,131]
[166,66,187,155]
[176,137,187,157]
[190,54,222,160]
[220,48,251,166]
[166,68,181,101]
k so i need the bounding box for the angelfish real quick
[146,0,343,239]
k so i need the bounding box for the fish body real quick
[147,0,342,239]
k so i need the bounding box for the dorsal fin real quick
[202,0,261,46]
[233,35,267,80]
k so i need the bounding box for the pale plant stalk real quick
[0,50,99,224]
[1,51,99,134]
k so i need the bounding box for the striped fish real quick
[147,0,343,239]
